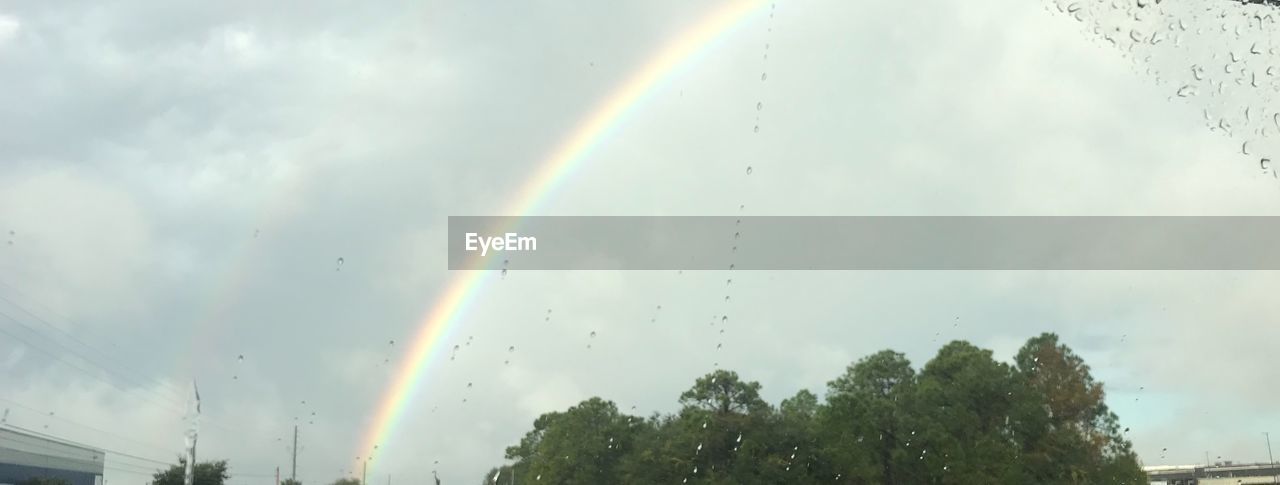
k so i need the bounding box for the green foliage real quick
[151,459,230,485]
[328,478,359,485]
[487,335,1147,485]
[281,479,303,485]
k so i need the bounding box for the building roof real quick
[0,426,105,475]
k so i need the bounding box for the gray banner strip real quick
[447,216,1280,270]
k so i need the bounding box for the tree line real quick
[483,333,1147,484]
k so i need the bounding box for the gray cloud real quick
[1,0,1279,483]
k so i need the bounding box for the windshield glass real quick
[0,0,1278,484]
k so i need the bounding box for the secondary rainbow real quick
[356,0,769,469]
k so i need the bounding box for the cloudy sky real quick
[1,0,1279,483]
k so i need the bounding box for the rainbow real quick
[356,0,768,470]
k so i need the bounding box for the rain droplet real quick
[336,257,345,270]
[589,331,597,338]
[237,355,244,362]
[745,166,753,175]
[756,102,763,111]
[1176,85,1197,97]
[761,72,768,81]
[753,125,759,133]
[1243,141,1252,155]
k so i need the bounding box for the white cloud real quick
[0,14,19,47]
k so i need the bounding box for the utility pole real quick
[361,459,367,485]
[291,425,299,482]
[184,382,201,485]
[1267,432,1275,464]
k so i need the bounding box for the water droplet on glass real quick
[336,257,344,270]
[756,102,763,111]
[745,166,753,175]
[589,331,597,338]
[1176,85,1197,97]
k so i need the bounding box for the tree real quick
[151,459,230,485]
[824,350,916,484]
[909,341,1027,484]
[329,479,359,485]
[282,479,303,485]
[487,335,1144,484]
[1014,333,1146,484]
[502,397,644,485]
[678,370,769,416]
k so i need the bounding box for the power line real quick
[0,309,187,414]
[0,272,307,451]
[0,284,297,440]
[0,278,185,385]
[0,296,185,406]
[0,285,187,398]
[0,395,179,456]
[0,423,174,467]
